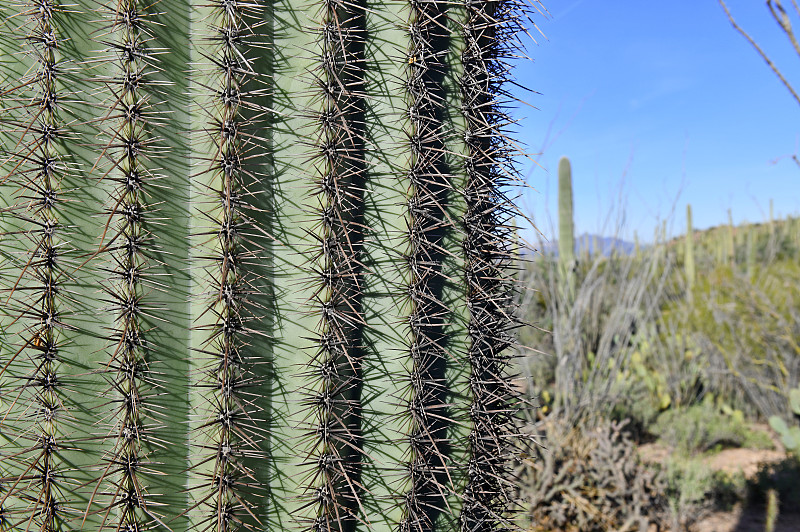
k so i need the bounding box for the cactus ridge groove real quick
[460,0,531,529]
[187,0,275,530]
[0,1,78,529]
[399,1,461,532]
[295,0,370,530]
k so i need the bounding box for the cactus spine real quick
[558,156,576,297]
[0,1,74,527]
[0,0,536,531]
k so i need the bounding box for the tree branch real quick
[718,0,800,107]
[767,0,800,58]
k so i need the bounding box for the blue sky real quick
[510,1,800,244]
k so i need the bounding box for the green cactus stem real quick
[0,0,538,531]
[747,226,757,278]
[558,156,576,298]
[685,204,695,295]
[765,488,779,532]
[727,208,735,265]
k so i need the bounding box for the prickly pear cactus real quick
[769,387,800,458]
[0,0,538,531]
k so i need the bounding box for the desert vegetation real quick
[516,160,800,531]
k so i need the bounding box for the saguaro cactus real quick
[558,156,576,297]
[727,208,735,265]
[0,0,537,531]
[685,204,695,293]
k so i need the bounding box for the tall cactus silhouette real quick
[0,0,538,531]
[558,156,576,298]
[685,204,696,294]
[727,208,735,265]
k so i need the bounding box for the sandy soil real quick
[638,425,798,532]
[693,505,800,532]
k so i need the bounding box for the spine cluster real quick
[301,1,368,530]
[90,0,165,528]
[192,0,271,529]
[459,0,528,530]
[0,1,72,529]
[401,1,456,530]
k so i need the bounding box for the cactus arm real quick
[727,208,735,265]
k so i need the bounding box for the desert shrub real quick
[518,412,759,532]
[520,417,673,532]
[519,246,672,425]
[660,455,746,528]
[652,402,773,454]
[684,262,800,420]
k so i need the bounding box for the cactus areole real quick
[0,0,537,530]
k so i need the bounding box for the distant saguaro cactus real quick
[558,156,576,297]
[747,226,757,278]
[685,204,696,294]
[765,488,780,532]
[727,208,735,265]
[0,0,538,531]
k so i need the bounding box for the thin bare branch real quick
[768,0,800,57]
[719,0,800,107]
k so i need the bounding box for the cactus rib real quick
[459,0,530,529]
[297,0,370,529]
[399,0,464,530]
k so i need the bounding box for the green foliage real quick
[520,247,668,424]
[684,261,800,420]
[652,402,773,455]
[625,329,702,412]
[768,386,800,458]
[0,0,537,531]
[660,454,746,528]
[519,202,800,528]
